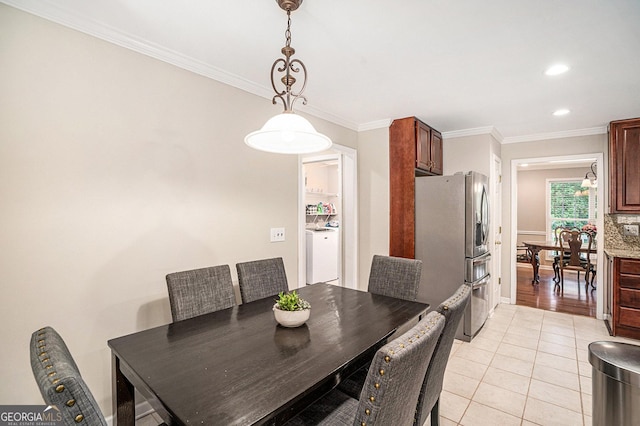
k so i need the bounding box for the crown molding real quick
[442,126,504,142]
[502,126,607,144]
[1,0,360,132]
[357,119,392,132]
[0,1,613,140]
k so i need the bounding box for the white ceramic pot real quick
[273,305,311,328]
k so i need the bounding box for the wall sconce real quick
[581,162,597,188]
[245,0,332,154]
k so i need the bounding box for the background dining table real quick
[108,283,429,425]
[523,240,597,284]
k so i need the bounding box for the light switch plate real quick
[623,224,640,236]
[270,227,285,242]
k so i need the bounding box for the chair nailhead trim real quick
[55,384,65,393]
[374,383,380,389]
[365,409,370,415]
[74,414,84,423]
[379,369,384,376]
[369,396,375,402]
[66,399,75,407]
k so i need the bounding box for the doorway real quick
[297,144,358,289]
[510,153,604,319]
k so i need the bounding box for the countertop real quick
[604,248,640,259]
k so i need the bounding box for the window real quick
[546,179,596,241]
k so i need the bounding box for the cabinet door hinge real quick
[498,277,501,285]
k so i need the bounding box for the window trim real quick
[545,177,596,260]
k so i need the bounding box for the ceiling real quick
[4,0,640,142]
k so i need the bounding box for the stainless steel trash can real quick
[588,341,640,426]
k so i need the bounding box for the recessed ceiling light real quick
[553,109,570,116]
[545,64,569,76]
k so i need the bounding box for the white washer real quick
[306,229,339,284]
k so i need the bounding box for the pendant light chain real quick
[285,10,292,49]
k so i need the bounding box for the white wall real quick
[443,133,494,176]
[356,127,390,289]
[0,4,356,416]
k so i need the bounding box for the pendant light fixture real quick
[581,162,598,188]
[245,0,332,154]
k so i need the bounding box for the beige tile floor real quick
[437,303,637,426]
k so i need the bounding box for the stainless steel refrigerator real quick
[415,171,490,342]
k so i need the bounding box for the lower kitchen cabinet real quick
[611,257,640,339]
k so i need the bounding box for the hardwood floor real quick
[516,264,597,317]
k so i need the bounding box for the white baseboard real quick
[500,297,512,304]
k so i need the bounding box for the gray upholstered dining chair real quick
[367,254,422,301]
[285,311,445,426]
[166,264,236,322]
[414,283,471,426]
[30,326,108,426]
[236,257,289,303]
[339,283,470,426]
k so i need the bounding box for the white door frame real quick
[509,152,604,319]
[491,154,502,314]
[298,144,358,289]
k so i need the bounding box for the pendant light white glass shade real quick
[245,113,332,154]
[581,178,592,188]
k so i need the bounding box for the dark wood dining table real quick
[523,240,597,284]
[108,283,429,426]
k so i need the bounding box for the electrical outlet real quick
[623,224,640,236]
[270,227,285,242]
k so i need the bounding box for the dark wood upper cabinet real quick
[412,119,443,176]
[389,117,443,258]
[429,130,443,175]
[610,117,640,213]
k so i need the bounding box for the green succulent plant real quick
[274,291,311,311]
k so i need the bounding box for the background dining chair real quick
[367,254,422,301]
[414,283,471,426]
[557,229,593,291]
[339,284,471,426]
[516,245,532,263]
[236,257,289,303]
[166,264,236,322]
[30,326,108,426]
[552,226,576,283]
[285,311,445,426]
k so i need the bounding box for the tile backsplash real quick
[604,214,640,251]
